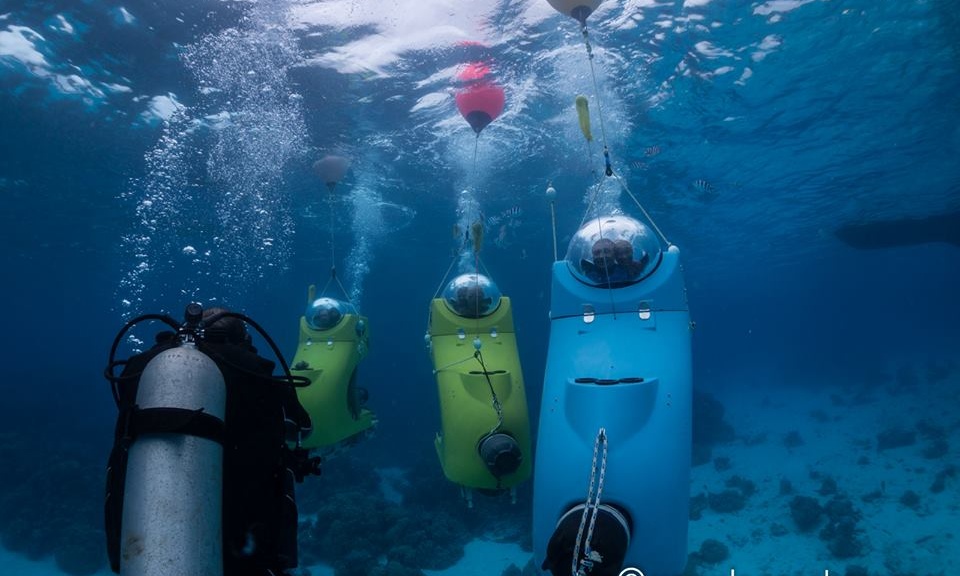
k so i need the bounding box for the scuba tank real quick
[120,342,226,576]
[104,303,318,576]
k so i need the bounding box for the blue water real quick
[1,0,958,575]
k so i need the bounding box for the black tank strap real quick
[122,406,226,446]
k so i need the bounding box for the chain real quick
[572,428,609,576]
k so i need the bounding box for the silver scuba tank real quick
[120,344,226,576]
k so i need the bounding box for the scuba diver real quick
[104,304,321,576]
[426,219,533,507]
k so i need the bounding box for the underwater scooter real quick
[289,285,377,452]
[426,272,533,506]
[533,215,693,576]
[104,303,316,576]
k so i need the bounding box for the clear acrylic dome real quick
[565,215,661,286]
[442,273,502,318]
[305,297,354,330]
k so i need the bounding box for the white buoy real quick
[546,0,602,23]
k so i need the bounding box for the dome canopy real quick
[442,273,502,318]
[305,297,354,331]
[565,215,661,286]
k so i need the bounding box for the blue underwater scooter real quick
[534,214,693,576]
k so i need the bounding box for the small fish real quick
[629,161,647,170]
[692,179,715,194]
[485,205,522,228]
[644,145,661,157]
[503,205,522,218]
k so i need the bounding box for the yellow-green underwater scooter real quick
[427,272,532,504]
[290,285,376,452]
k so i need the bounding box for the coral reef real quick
[930,465,956,493]
[689,493,709,521]
[0,423,531,576]
[898,490,920,509]
[921,437,949,459]
[769,523,789,537]
[783,430,805,449]
[367,560,427,576]
[876,427,916,451]
[692,390,735,466]
[779,478,793,495]
[682,539,731,576]
[860,489,883,503]
[702,473,756,515]
[692,539,729,564]
[916,420,949,459]
[818,476,838,496]
[707,489,745,513]
[819,496,865,558]
[789,495,822,532]
[298,451,530,576]
[500,559,538,576]
[0,431,107,575]
[725,475,756,498]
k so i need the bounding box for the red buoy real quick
[457,61,491,83]
[455,82,505,134]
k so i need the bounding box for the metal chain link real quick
[572,427,609,576]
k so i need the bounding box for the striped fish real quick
[692,179,715,194]
[486,205,522,228]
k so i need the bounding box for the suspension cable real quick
[614,173,671,246]
[327,188,336,272]
[576,19,671,249]
[547,184,559,262]
[581,23,611,169]
[319,186,359,310]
